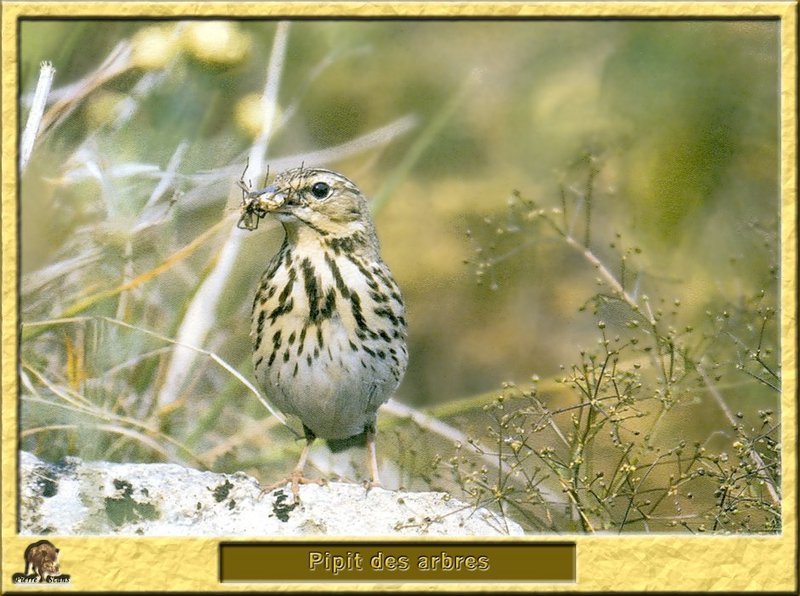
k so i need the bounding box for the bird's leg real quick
[261,427,323,499]
[366,425,381,489]
[288,435,314,496]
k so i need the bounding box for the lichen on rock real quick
[19,452,522,536]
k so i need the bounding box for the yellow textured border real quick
[1,2,796,592]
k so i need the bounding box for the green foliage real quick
[439,158,780,533]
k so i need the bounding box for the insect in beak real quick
[236,160,286,231]
[237,185,287,230]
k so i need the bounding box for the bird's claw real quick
[363,479,382,494]
[260,471,324,501]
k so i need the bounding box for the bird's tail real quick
[325,430,368,453]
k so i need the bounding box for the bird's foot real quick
[362,478,382,494]
[261,470,324,501]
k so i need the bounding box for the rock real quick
[19,452,523,536]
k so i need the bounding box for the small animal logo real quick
[11,540,70,584]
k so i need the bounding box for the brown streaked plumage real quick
[243,166,408,496]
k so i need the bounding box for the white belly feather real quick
[252,245,406,439]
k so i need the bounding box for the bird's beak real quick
[251,185,287,212]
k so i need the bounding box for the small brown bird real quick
[241,166,408,496]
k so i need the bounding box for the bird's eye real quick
[310,181,330,199]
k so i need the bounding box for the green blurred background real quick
[19,19,780,532]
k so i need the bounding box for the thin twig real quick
[157,22,290,408]
[382,398,566,510]
[561,232,656,326]
[20,61,56,172]
[22,217,231,342]
[38,41,132,135]
[697,362,780,506]
[23,315,290,429]
[20,383,206,467]
[188,115,418,188]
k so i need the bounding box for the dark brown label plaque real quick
[219,542,576,583]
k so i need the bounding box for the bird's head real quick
[239,167,377,245]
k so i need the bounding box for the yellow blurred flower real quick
[131,25,180,70]
[182,21,250,66]
[234,93,282,139]
[84,90,128,128]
